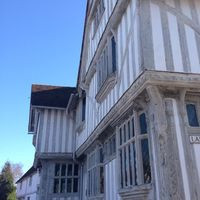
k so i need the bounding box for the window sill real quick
[76,121,85,133]
[95,72,117,103]
[187,126,200,134]
[119,183,152,199]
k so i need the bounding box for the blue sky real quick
[0,0,86,173]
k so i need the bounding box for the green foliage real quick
[0,162,16,200]
[7,190,16,200]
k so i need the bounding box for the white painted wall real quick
[77,0,200,150]
[37,108,74,153]
[76,0,140,150]
[86,0,118,72]
[105,159,121,200]
[16,171,40,200]
[193,145,200,182]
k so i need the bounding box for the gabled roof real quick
[16,166,36,184]
[31,84,76,108]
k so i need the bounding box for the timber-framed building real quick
[17,0,200,199]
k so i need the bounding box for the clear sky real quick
[0,0,86,173]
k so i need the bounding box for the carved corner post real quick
[146,85,185,200]
[38,160,48,200]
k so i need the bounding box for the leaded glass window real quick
[53,163,79,194]
[87,147,104,197]
[118,112,151,189]
[186,104,199,127]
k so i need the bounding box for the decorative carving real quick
[76,70,200,157]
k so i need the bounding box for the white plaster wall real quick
[86,0,118,72]
[16,172,40,200]
[150,0,200,73]
[37,109,74,153]
[193,145,200,182]
[105,159,121,200]
[76,0,140,150]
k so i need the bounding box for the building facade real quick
[16,167,40,200]
[20,0,200,199]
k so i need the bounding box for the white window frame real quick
[95,34,117,102]
[117,111,152,191]
[87,146,104,198]
[104,133,116,163]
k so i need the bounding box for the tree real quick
[0,162,16,200]
[11,163,23,184]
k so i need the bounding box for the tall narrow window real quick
[111,36,117,72]
[87,147,104,197]
[82,96,86,122]
[29,109,35,132]
[186,104,199,127]
[118,112,151,190]
[97,34,117,91]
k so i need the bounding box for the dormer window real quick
[93,0,105,35]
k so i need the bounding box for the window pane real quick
[132,118,135,137]
[132,142,137,185]
[111,36,117,72]
[61,164,66,176]
[100,166,104,194]
[112,135,116,154]
[139,113,147,134]
[82,96,86,121]
[74,164,79,176]
[53,179,59,193]
[100,148,104,163]
[128,145,132,186]
[67,178,72,193]
[124,125,126,142]
[67,164,73,176]
[124,148,127,187]
[109,138,112,156]
[186,104,199,127]
[128,121,131,140]
[119,150,123,188]
[141,139,151,184]
[61,179,65,193]
[55,164,60,176]
[120,128,122,145]
[73,178,78,193]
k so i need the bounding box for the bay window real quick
[118,112,151,190]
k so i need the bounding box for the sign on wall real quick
[190,135,200,144]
